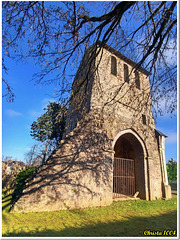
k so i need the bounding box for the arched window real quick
[111,56,117,76]
[124,64,129,83]
[135,70,140,89]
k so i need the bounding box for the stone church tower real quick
[12,43,171,212]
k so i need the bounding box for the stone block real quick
[164,185,172,200]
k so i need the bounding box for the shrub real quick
[166,158,177,183]
[12,167,35,199]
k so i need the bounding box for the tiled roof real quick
[155,129,168,138]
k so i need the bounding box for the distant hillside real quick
[2,160,26,175]
[2,160,26,194]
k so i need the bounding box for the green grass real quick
[2,195,177,237]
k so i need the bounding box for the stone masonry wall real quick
[12,112,113,212]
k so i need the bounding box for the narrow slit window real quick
[135,71,140,89]
[111,56,117,76]
[124,64,129,83]
[142,114,146,125]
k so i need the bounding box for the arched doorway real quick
[113,131,147,199]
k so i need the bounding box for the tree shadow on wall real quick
[3,210,177,237]
[11,113,113,210]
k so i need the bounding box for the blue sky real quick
[2,56,177,163]
[2,58,58,161]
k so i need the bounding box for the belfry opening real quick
[113,132,147,199]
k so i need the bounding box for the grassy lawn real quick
[2,194,177,237]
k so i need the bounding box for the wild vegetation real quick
[30,101,67,165]
[12,167,36,200]
[166,158,177,183]
[2,158,26,195]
